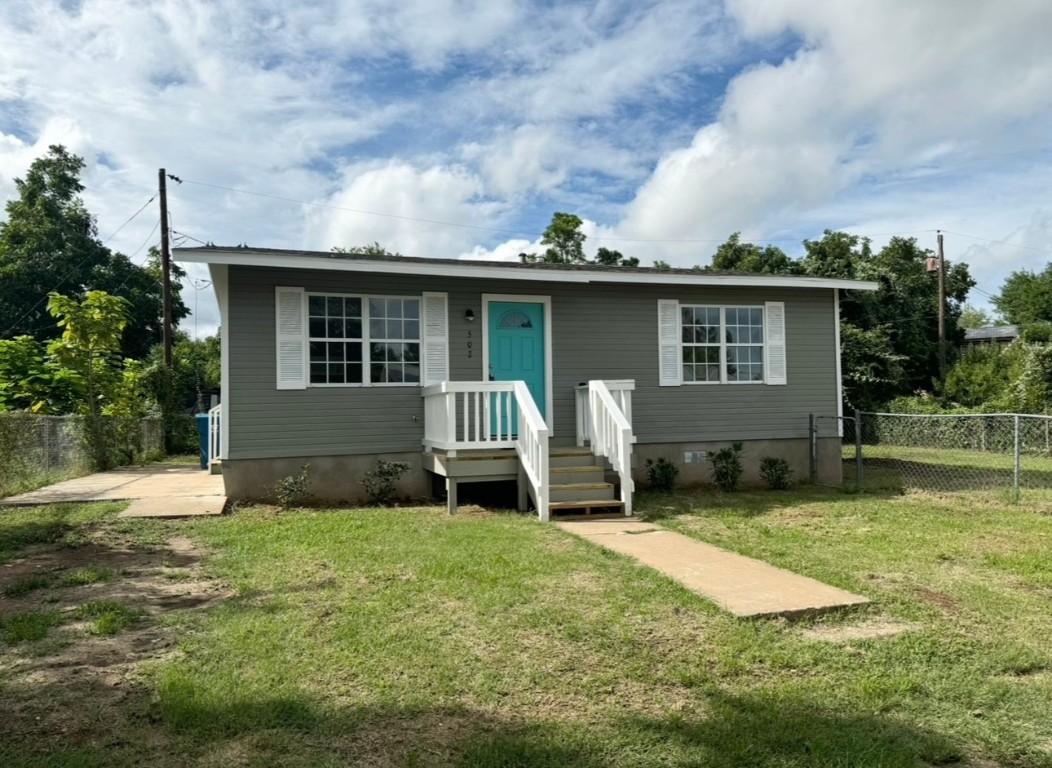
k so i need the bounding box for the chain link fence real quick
[811,411,1052,500]
[0,414,165,498]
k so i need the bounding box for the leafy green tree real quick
[712,232,796,274]
[521,212,588,264]
[940,344,1012,408]
[0,335,78,413]
[0,146,187,358]
[47,291,131,468]
[331,242,404,257]
[594,247,639,267]
[839,324,907,412]
[958,304,998,329]
[993,266,1052,325]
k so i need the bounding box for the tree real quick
[0,335,78,413]
[90,247,189,359]
[47,291,131,469]
[594,247,639,267]
[958,304,997,330]
[0,146,186,358]
[711,232,796,274]
[331,242,404,257]
[520,212,588,264]
[993,266,1052,325]
[712,230,976,408]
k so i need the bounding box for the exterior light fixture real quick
[465,309,475,322]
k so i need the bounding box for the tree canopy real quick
[708,230,975,410]
[993,266,1052,325]
[0,145,187,358]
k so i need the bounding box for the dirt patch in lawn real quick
[798,617,919,643]
[0,530,232,750]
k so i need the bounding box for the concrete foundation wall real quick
[633,436,842,488]
[222,436,842,504]
[222,451,428,504]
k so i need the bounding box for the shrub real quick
[711,442,744,492]
[645,457,679,492]
[362,460,410,506]
[274,464,312,509]
[759,456,793,490]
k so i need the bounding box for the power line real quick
[941,229,1052,256]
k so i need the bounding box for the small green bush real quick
[645,458,679,492]
[274,464,312,509]
[362,460,410,506]
[711,442,744,492]
[759,456,793,490]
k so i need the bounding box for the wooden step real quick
[550,448,601,468]
[549,465,605,484]
[550,481,615,503]
[549,499,626,518]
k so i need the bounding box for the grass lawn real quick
[1,491,1051,767]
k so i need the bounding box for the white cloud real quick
[616,0,1052,267]
[307,160,507,258]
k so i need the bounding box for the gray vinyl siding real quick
[226,265,839,460]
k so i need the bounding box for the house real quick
[962,324,1019,350]
[174,246,878,520]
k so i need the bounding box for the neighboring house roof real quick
[963,325,1019,342]
[174,246,879,292]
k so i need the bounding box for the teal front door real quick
[488,301,546,435]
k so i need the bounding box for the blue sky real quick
[2,0,1052,335]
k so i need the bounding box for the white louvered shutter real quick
[275,287,306,390]
[422,292,449,385]
[764,301,787,385]
[657,299,682,387]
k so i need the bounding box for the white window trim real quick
[306,291,423,388]
[680,304,767,386]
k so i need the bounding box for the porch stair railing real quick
[422,381,550,520]
[207,403,222,470]
[580,380,635,516]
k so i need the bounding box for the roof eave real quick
[173,248,880,292]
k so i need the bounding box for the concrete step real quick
[550,481,615,503]
[549,465,605,484]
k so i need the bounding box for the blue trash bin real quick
[196,413,210,469]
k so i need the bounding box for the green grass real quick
[1,611,63,644]
[74,601,143,636]
[2,496,1052,767]
[60,567,114,587]
[3,573,54,598]
[0,502,124,565]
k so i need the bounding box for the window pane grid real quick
[681,305,765,384]
[307,294,421,385]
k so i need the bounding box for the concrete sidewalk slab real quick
[120,495,226,518]
[1,463,225,519]
[558,519,869,619]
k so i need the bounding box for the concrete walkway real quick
[1,463,226,518]
[557,519,868,619]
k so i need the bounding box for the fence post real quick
[854,410,863,490]
[1014,414,1021,502]
[809,413,817,484]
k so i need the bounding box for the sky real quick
[2,0,1051,338]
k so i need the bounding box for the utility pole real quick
[937,230,946,376]
[158,168,173,367]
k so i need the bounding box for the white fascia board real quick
[175,249,879,292]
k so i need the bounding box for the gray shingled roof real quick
[963,325,1019,341]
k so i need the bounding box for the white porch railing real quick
[575,380,634,447]
[579,380,635,516]
[422,381,550,520]
[207,404,222,468]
